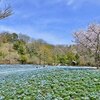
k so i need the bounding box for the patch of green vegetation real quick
[0,68,100,99]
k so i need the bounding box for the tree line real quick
[0,29,99,68]
[0,32,80,65]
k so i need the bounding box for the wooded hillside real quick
[0,31,96,66]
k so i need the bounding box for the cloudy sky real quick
[0,0,100,44]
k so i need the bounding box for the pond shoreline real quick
[0,65,97,76]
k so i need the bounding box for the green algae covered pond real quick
[0,65,100,100]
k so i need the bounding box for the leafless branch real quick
[0,2,12,19]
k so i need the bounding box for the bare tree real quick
[74,24,100,69]
[0,0,12,19]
